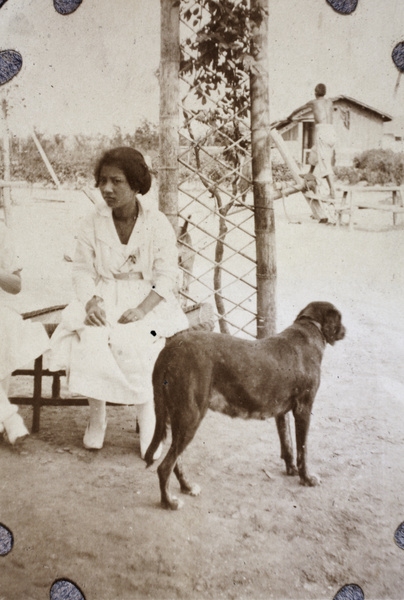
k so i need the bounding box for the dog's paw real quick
[183,483,201,497]
[299,473,321,487]
[286,465,298,476]
[162,496,184,510]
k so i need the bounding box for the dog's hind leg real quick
[276,413,298,476]
[157,439,199,510]
[174,456,201,498]
[157,446,184,510]
[158,405,204,510]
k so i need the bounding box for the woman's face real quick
[99,165,137,211]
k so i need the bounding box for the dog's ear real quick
[296,303,323,323]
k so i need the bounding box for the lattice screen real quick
[177,0,258,339]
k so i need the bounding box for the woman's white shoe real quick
[3,413,29,445]
[83,420,107,450]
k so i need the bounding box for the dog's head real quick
[296,302,346,345]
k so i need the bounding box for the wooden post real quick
[32,130,61,189]
[1,99,12,226]
[159,0,180,235]
[270,128,328,220]
[32,355,43,433]
[269,128,303,183]
[250,0,275,338]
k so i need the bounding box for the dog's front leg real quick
[275,413,298,476]
[174,457,201,497]
[293,404,320,486]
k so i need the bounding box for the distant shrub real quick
[353,149,404,185]
[334,166,362,185]
[272,162,293,183]
[334,150,404,186]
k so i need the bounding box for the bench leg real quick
[52,373,61,399]
[337,191,348,227]
[348,191,354,232]
[393,190,398,226]
[32,356,43,433]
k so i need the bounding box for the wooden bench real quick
[335,186,404,231]
[10,302,215,433]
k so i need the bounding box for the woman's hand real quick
[85,296,107,327]
[0,269,21,295]
[117,290,162,324]
[118,307,146,324]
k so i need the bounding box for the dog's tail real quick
[144,368,168,468]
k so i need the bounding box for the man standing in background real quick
[308,83,337,200]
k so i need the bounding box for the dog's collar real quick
[311,320,326,341]
[297,316,326,344]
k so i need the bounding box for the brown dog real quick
[145,301,345,510]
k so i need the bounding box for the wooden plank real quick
[337,186,403,192]
[32,130,61,189]
[355,204,404,212]
[0,180,34,189]
[304,191,337,205]
[270,128,328,220]
[271,183,305,201]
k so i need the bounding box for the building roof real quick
[384,115,404,135]
[272,95,392,129]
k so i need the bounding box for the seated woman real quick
[50,147,188,457]
[0,221,49,444]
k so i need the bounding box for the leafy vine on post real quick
[180,0,267,334]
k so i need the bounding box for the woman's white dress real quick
[0,222,49,423]
[0,222,50,381]
[49,199,189,405]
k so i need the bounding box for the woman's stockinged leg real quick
[83,398,107,450]
[0,378,17,426]
[88,397,107,426]
[0,377,29,444]
[137,400,161,460]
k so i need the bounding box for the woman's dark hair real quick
[94,147,152,195]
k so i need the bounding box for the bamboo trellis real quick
[159,0,273,339]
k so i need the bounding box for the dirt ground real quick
[2,189,404,600]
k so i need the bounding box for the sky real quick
[0,0,403,137]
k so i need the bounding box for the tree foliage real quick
[180,0,265,171]
[181,2,264,100]
[180,1,266,331]
[4,121,159,187]
[181,1,265,147]
[181,0,251,117]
